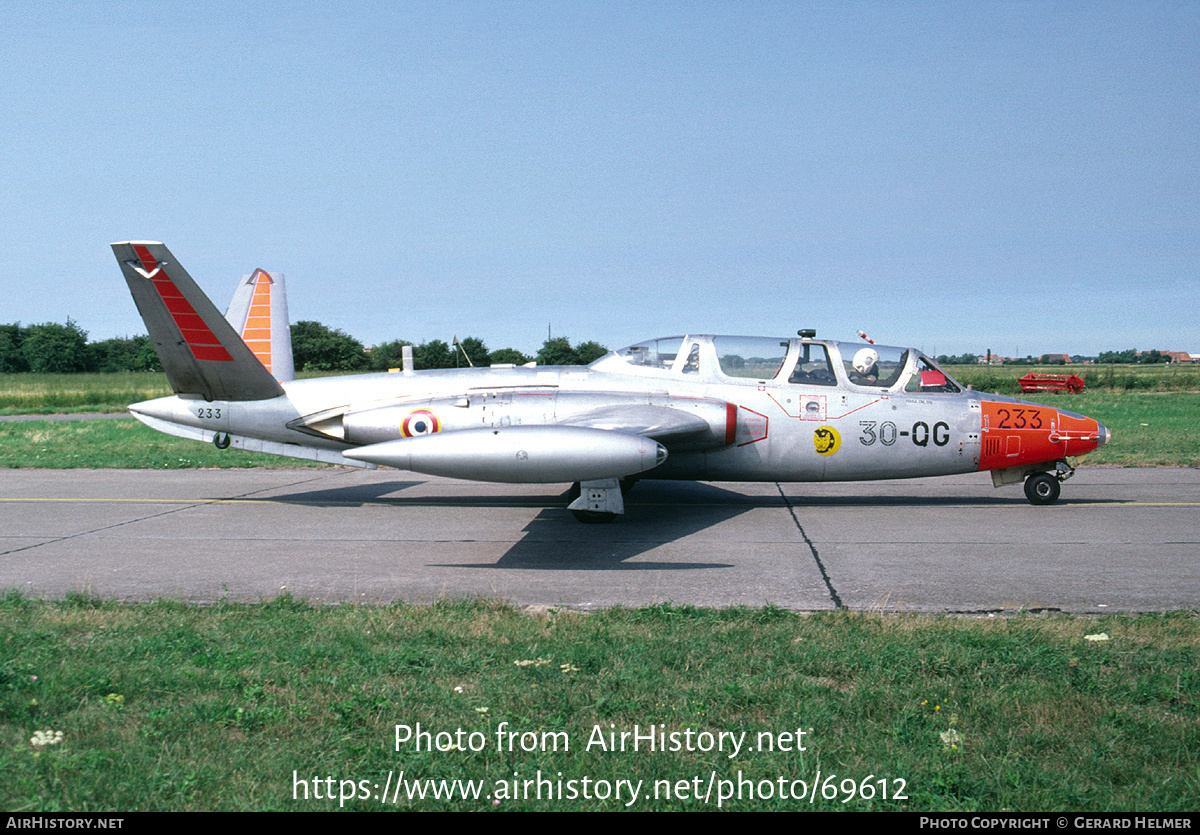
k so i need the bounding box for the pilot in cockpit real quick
[850,347,880,384]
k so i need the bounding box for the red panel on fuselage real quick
[978,401,1101,471]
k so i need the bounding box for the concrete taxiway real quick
[2,467,1197,612]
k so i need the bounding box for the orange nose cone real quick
[1057,410,1108,457]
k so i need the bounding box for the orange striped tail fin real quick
[225,269,295,382]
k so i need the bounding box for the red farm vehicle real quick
[1018,373,1086,394]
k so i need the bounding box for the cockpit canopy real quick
[593,335,962,394]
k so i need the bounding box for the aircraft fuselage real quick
[130,335,1108,493]
[114,242,1109,517]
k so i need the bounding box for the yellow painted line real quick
[0,497,394,506]
[0,497,269,504]
[1087,502,1200,507]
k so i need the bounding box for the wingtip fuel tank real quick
[343,425,667,483]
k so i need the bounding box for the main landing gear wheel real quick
[1024,472,1061,505]
[566,482,618,523]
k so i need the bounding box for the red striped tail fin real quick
[112,241,285,401]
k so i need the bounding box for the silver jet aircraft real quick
[114,242,1111,522]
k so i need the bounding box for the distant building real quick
[1136,350,1194,364]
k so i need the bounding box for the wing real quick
[557,400,735,449]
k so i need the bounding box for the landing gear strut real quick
[567,478,629,523]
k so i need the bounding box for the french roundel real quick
[401,409,441,438]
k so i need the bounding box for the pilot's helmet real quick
[852,347,879,374]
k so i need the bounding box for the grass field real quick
[945,363,1200,395]
[0,417,323,469]
[2,596,1197,812]
[0,373,170,415]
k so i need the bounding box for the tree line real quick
[6,319,1179,374]
[0,321,160,373]
[290,321,607,371]
[0,319,608,374]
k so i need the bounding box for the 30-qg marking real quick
[860,421,949,448]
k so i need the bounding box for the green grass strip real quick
[1,596,1197,811]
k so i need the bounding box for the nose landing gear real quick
[1024,471,1061,505]
[1023,460,1075,505]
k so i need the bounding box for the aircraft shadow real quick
[454,483,755,570]
[250,480,562,509]
[261,477,1099,512]
[264,480,756,569]
[258,478,768,513]
[249,479,1113,570]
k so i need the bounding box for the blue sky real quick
[2,1,1196,358]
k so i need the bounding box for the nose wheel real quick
[1023,471,1061,505]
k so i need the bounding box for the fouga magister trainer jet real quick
[113,242,1111,522]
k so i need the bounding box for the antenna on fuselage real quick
[452,335,475,368]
